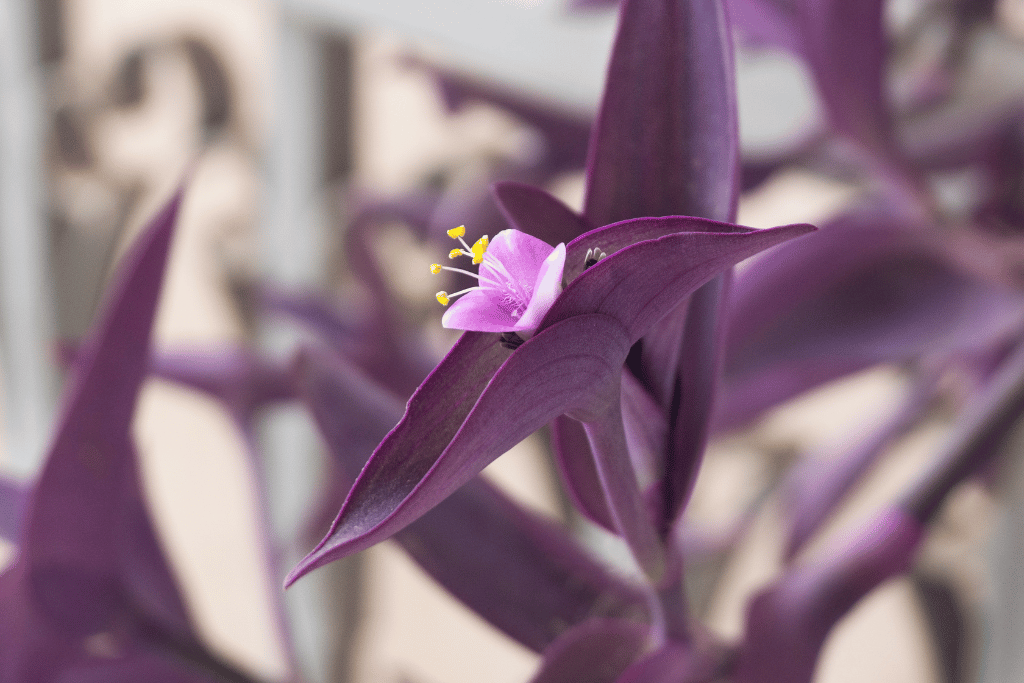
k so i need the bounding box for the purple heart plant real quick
[284,0,1024,680]
[4,0,1024,680]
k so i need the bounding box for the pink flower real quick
[434,228,567,334]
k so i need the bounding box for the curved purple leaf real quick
[796,0,892,156]
[543,223,816,344]
[289,313,632,584]
[410,58,592,176]
[583,0,739,226]
[718,206,1024,430]
[295,347,648,651]
[0,190,255,683]
[582,390,666,582]
[733,507,922,683]
[528,618,651,683]
[492,182,593,247]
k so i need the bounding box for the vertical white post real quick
[261,11,332,682]
[0,0,56,477]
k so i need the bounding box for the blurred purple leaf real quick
[409,57,593,176]
[717,203,1024,431]
[795,0,892,157]
[528,618,651,683]
[733,507,922,683]
[902,339,1024,523]
[0,190,262,682]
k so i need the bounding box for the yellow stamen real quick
[447,225,466,239]
[449,248,463,260]
[430,263,443,274]
[471,235,489,265]
[436,291,450,306]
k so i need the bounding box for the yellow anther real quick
[436,291,450,306]
[430,263,443,274]
[447,225,466,239]
[449,248,462,260]
[471,235,489,264]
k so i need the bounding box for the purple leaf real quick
[614,643,696,683]
[295,346,649,651]
[492,181,593,247]
[543,222,816,344]
[288,313,632,584]
[528,618,651,683]
[551,415,615,530]
[583,0,739,227]
[795,0,892,155]
[733,507,922,683]
[658,274,732,533]
[410,58,593,175]
[0,190,253,682]
[22,189,182,635]
[148,348,294,424]
[582,386,666,582]
[727,0,801,53]
[717,205,1024,431]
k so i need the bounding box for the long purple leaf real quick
[22,189,182,634]
[528,618,651,683]
[289,313,632,583]
[796,0,891,155]
[582,389,666,582]
[295,348,647,651]
[717,207,1024,431]
[583,0,739,226]
[543,223,816,344]
[733,507,922,683]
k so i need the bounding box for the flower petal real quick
[515,243,567,332]
[288,313,632,584]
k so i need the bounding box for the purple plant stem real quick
[902,340,1024,522]
[582,391,666,586]
[784,368,939,560]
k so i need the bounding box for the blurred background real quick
[0,1,1023,682]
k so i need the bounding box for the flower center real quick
[429,226,566,335]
